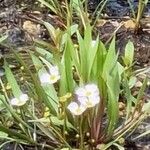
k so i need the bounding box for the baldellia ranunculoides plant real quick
[0,23,149,149]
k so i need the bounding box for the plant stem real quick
[135,0,146,31]
[63,103,67,139]
[0,78,31,130]
[80,115,84,149]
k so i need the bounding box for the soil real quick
[0,0,150,150]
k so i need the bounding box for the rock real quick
[7,27,26,46]
[23,20,40,38]
[135,81,143,88]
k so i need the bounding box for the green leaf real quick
[87,37,99,80]
[0,131,8,137]
[61,24,78,46]
[124,41,134,66]
[43,22,56,44]
[117,62,125,82]
[59,37,74,94]
[37,0,57,14]
[123,78,136,119]
[136,77,148,104]
[97,41,107,75]
[128,76,137,88]
[39,56,52,68]
[102,37,120,137]
[106,64,120,137]
[36,47,53,60]
[102,36,117,80]
[30,53,58,114]
[0,124,35,144]
[77,31,87,82]
[4,61,22,98]
[50,116,76,130]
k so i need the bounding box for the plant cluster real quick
[0,0,149,150]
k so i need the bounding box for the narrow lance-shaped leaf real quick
[102,36,116,80]
[124,40,134,66]
[123,78,136,120]
[43,21,56,44]
[4,60,22,98]
[36,47,53,60]
[87,36,99,80]
[77,31,87,82]
[37,0,57,14]
[61,24,78,46]
[102,37,119,137]
[106,65,120,138]
[30,53,58,114]
[59,36,74,94]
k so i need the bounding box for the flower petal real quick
[85,84,99,97]
[40,73,51,84]
[10,97,27,106]
[88,96,100,106]
[20,94,29,102]
[67,102,78,111]
[85,84,99,93]
[78,96,100,108]
[49,66,59,75]
[75,87,86,97]
[10,98,19,106]
[17,100,27,106]
[67,102,86,115]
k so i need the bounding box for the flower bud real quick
[75,134,80,139]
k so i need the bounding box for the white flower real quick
[75,84,99,98]
[78,95,100,108]
[40,66,60,84]
[67,102,86,115]
[10,94,29,106]
[75,84,100,108]
[68,84,100,115]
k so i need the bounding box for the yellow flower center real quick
[85,91,92,97]
[50,75,56,81]
[86,100,93,107]
[76,107,82,114]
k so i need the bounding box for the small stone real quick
[111,21,120,27]
[8,28,25,46]
[124,20,136,29]
[96,19,107,27]
[135,81,143,88]
[119,102,125,110]
[119,111,124,117]
[23,21,40,37]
